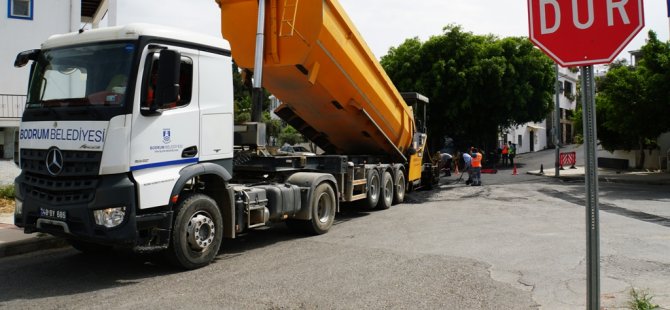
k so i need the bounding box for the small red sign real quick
[560,152,576,168]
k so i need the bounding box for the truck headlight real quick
[93,207,126,228]
[14,199,22,215]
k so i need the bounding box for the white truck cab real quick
[14,24,242,267]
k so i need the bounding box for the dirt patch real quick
[0,198,15,214]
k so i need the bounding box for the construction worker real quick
[471,147,483,186]
[462,150,472,185]
[501,142,509,167]
[439,151,453,176]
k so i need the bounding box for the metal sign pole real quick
[580,65,600,310]
[555,64,561,177]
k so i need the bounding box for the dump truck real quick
[12,0,438,269]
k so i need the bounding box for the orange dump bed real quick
[220,0,415,161]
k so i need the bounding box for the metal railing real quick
[0,94,26,118]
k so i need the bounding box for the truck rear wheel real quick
[365,169,380,209]
[167,193,223,270]
[306,182,336,235]
[393,170,406,204]
[377,171,393,209]
[287,182,336,235]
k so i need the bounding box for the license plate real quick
[40,208,67,220]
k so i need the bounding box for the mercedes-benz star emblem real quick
[45,148,64,176]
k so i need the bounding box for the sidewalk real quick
[0,213,67,258]
[527,165,670,186]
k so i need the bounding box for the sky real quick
[116,0,669,62]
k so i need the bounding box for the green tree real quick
[582,31,670,168]
[233,62,285,146]
[278,125,304,146]
[232,62,252,123]
[381,25,555,151]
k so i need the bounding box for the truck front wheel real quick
[168,193,223,269]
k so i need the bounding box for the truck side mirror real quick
[14,49,40,68]
[155,49,181,107]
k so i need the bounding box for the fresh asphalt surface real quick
[0,147,668,309]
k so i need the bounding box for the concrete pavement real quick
[0,213,68,257]
[1,165,668,258]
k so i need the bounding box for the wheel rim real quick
[383,175,393,203]
[396,173,405,200]
[186,211,216,252]
[370,174,379,201]
[316,192,332,224]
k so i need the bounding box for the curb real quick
[0,234,68,258]
[526,171,670,186]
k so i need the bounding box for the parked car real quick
[279,145,316,156]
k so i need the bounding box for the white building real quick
[0,0,221,160]
[501,67,579,154]
[0,0,105,159]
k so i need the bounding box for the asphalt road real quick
[1,149,668,309]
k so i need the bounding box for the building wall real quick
[100,0,220,36]
[596,132,670,170]
[0,0,78,95]
[503,68,578,153]
[0,0,79,159]
[503,121,548,154]
[661,132,670,171]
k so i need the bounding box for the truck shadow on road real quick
[0,201,429,303]
[0,248,177,303]
[0,209,376,303]
[217,205,374,261]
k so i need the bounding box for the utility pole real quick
[554,64,561,177]
[251,0,267,122]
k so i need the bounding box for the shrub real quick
[628,288,660,310]
[0,185,15,199]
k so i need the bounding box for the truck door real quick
[130,46,200,209]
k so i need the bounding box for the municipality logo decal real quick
[162,128,171,144]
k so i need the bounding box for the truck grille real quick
[19,149,102,205]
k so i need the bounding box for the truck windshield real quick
[26,42,135,108]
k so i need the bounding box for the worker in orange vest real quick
[501,143,509,167]
[471,147,483,186]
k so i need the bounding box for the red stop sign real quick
[528,0,645,66]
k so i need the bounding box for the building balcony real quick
[0,94,25,127]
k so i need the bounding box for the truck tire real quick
[306,182,336,235]
[167,193,223,270]
[286,182,336,235]
[377,171,393,209]
[365,169,381,209]
[393,169,406,205]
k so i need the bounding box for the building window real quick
[518,135,523,147]
[563,81,573,95]
[8,0,33,20]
